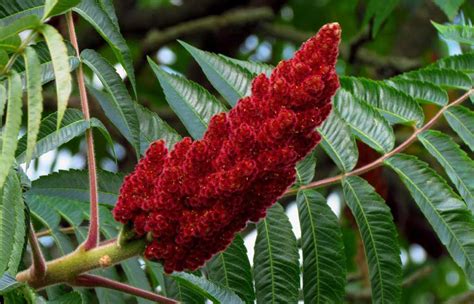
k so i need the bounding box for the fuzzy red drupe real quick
[113,23,342,273]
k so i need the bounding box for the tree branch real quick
[285,88,474,196]
[28,222,47,279]
[259,23,422,72]
[142,7,274,54]
[72,274,179,304]
[66,12,100,251]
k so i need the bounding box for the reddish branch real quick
[285,88,474,196]
[27,222,47,279]
[66,12,100,250]
[72,274,179,304]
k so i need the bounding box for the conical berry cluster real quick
[113,23,341,273]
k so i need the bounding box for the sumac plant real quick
[0,0,473,303]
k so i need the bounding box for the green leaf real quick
[0,72,22,188]
[444,105,474,151]
[385,78,448,106]
[27,195,75,255]
[433,0,465,20]
[418,130,474,213]
[40,24,72,128]
[0,35,21,52]
[0,171,26,275]
[341,77,424,127]
[297,190,346,303]
[222,56,273,76]
[149,59,227,139]
[0,273,23,295]
[98,0,119,29]
[43,0,81,19]
[16,109,113,164]
[135,103,182,153]
[342,176,402,303]
[206,235,255,304]
[74,0,136,97]
[0,15,40,41]
[385,154,474,283]
[362,0,399,36]
[431,53,474,73]
[180,41,254,107]
[23,47,43,167]
[317,109,358,172]
[26,169,123,206]
[334,89,395,153]
[397,68,472,90]
[432,22,474,45]
[81,49,140,155]
[172,272,244,304]
[254,203,300,304]
[0,1,44,26]
[48,291,83,304]
[295,152,316,185]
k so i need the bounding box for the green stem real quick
[0,32,38,75]
[16,239,146,289]
[284,88,474,196]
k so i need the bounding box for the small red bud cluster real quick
[113,23,341,273]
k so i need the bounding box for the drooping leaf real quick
[334,89,395,153]
[444,105,474,151]
[74,0,136,97]
[16,109,114,164]
[0,72,22,188]
[206,235,255,304]
[341,77,424,127]
[385,154,474,283]
[26,169,123,206]
[317,109,358,172]
[362,0,399,36]
[23,47,43,167]
[81,49,140,155]
[43,0,81,19]
[433,0,465,20]
[149,58,227,139]
[0,15,40,41]
[418,130,474,213]
[135,103,182,153]
[0,1,43,26]
[432,22,474,45]
[40,24,72,128]
[172,272,244,304]
[297,190,346,303]
[0,171,26,275]
[98,0,119,29]
[180,41,254,107]
[342,176,402,303]
[397,68,472,90]
[295,151,316,186]
[254,203,300,304]
[385,78,448,106]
